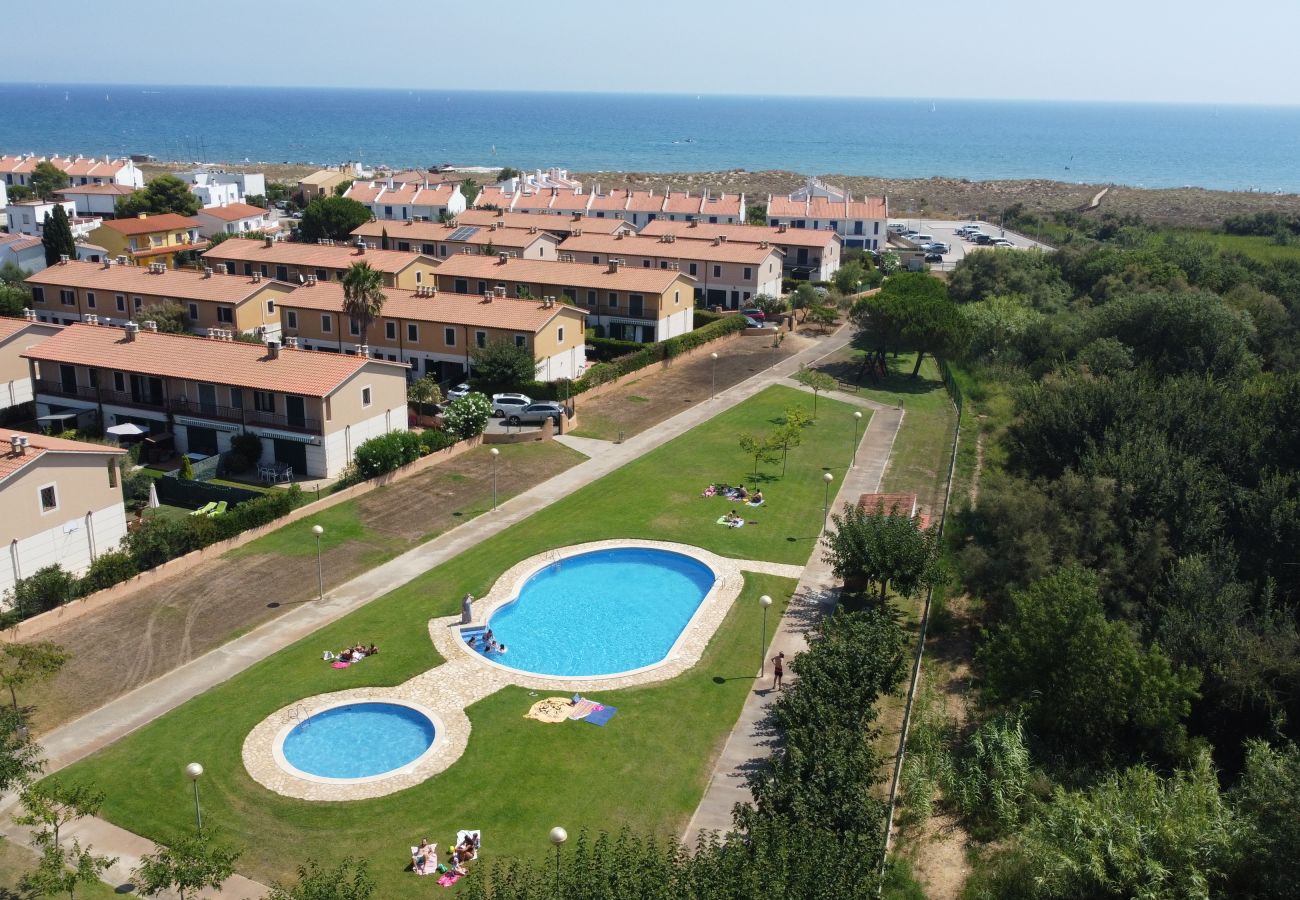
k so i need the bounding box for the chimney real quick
[777,223,787,233]
[142,320,158,332]
[760,240,769,249]
[483,292,493,304]
[267,339,281,359]
[358,344,369,358]
[84,314,99,325]
[284,336,299,349]
[354,240,366,255]
[102,258,111,269]
[217,263,228,275]
[59,254,69,265]
[22,309,36,321]
[615,232,624,240]
[719,235,728,243]
[9,435,22,457]
[498,252,508,264]
[494,286,506,297]
[608,260,620,274]
[203,266,213,278]
[136,212,148,220]
[263,236,273,248]
[124,321,140,341]
[252,272,262,283]
[305,274,317,286]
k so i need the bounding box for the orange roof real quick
[279,283,581,332]
[24,323,383,397]
[769,196,887,220]
[351,219,551,249]
[346,181,459,206]
[100,214,203,236]
[196,203,271,222]
[26,260,283,303]
[0,428,124,484]
[0,155,40,175]
[624,190,666,213]
[432,254,692,295]
[559,232,779,265]
[0,316,59,342]
[586,189,631,212]
[639,219,840,249]
[661,191,700,215]
[0,234,42,252]
[201,238,432,275]
[56,184,136,197]
[453,208,632,235]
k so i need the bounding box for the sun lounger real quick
[190,502,217,516]
[207,500,228,517]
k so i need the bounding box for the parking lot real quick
[886,218,1052,271]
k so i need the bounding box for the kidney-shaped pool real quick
[463,548,716,677]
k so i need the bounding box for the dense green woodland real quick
[878,215,1300,899]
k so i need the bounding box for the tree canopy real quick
[469,339,535,388]
[30,161,69,200]
[340,262,386,343]
[41,205,76,267]
[852,272,966,376]
[116,174,201,217]
[822,505,940,603]
[297,195,372,243]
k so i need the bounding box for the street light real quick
[710,352,718,400]
[822,472,835,531]
[311,525,324,600]
[850,410,863,468]
[184,762,204,836]
[490,447,500,511]
[759,595,773,675]
[549,826,568,899]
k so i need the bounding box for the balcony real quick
[34,381,320,433]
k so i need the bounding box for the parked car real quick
[740,307,766,321]
[446,383,471,400]
[743,316,764,328]
[924,252,944,262]
[973,234,995,245]
[491,392,533,417]
[992,239,1014,247]
[507,402,566,426]
[888,222,907,233]
[928,242,950,254]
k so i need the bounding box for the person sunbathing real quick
[737,485,748,500]
[366,644,379,656]
[751,490,764,505]
[412,838,435,874]
[337,649,353,663]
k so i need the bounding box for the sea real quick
[3,83,1300,193]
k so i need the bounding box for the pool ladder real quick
[286,703,311,726]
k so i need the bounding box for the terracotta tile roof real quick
[0,235,42,252]
[639,219,841,249]
[56,184,137,197]
[0,428,124,484]
[624,190,666,213]
[585,189,632,212]
[201,238,432,275]
[196,203,271,222]
[298,169,349,186]
[661,191,700,215]
[99,214,202,236]
[559,232,780,265]
[58,157,128,177]
[26,260,283,303]
[0,155,40,175]
[351,219,550,250]
[454,208,632,235]
[0,316,59,342]
[700,193,744,216]
[432,255,692,295]
[346,182,459,206]
[768,196,888,220]
[23,323,381,397]
[279,282,581,332]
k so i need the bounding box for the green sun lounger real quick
[190,502,217,516]
[207,500,228,517]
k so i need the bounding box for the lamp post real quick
[822,472,834,531]
[710,352,718,400]
[850,410,862,468]
[312,525,324,600]
[490,447,500,511]
[549,826,567,899]
[759,595,773,675]
[184,762,204,836]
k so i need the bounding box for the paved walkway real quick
[683,390,904,845]
[6,327,864,897]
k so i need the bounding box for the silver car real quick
[508,402,566,426]
[491,392,533,417]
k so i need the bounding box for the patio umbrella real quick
[147,481,159,509]
[106,422,148,437]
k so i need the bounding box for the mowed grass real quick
[56,385,852,893]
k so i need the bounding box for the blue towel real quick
[584,705,618,726]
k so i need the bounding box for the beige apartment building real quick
[351,219,558,262]
[453,208,635,238]
[430,255,695,343]
[638,219,843,281]
[0,315,62,410]
[277,282,589,383]
[25,259,294,337]
[201,238,438,289]
[1,429,127,599]
[24,323,408,478]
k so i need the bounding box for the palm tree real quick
[340,261,386,354]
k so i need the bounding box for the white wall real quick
[3,504,127,601]
[320,404,406,477]
[2,373,35,410]
[535,345,587,381]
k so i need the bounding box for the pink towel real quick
[332,661,350,669]
[437,873,462,887]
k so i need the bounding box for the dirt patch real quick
[571,332,818,440]
[21,444,581,734]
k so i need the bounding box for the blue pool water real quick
[466,548,716,677]
[281,703,436,779]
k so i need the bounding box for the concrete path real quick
[8,327,864,897]
[683,396,904,845]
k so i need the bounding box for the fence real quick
[154,474,264,510]
[878,355,965,883]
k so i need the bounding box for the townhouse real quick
[766,177,888,250]
[0,154,144,189]
[351,218,558,261]
[201,238,438,289]
[55,184,136,218]
[195,203,281,239]
[297,169,353,202]
[86,213,208,269]
[4,199,101,239]
[639,219,843,281]
[453,208,634,238]
[557,231,783,308]
[184,169,266,206]
[429,255,695,343]
[0,314,62,410]
[1,429,127,599]
[276,281,588,383]
[475,185,590,217]
[0,233,45,273]
[26,258,293,336]
[344,180,467,221]
[24,322,409,478]
[583,188,747,227]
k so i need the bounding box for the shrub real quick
[121,468,156,509]
[77,551,139,596]
[222,452,250,474]
[442,393,492,440]
[694,308,721,327]
[5,566,78,619]
[352,431,424,479]
[179,456,194,480]
[209,486,301,541]
[230,432,263,466]
[123,517,212,570]
[418,429,457,454]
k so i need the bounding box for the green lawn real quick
[55,385,857,894]
[1188,230,1300,264]
[0,840,122,899]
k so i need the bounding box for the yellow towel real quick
[524,697,574,724]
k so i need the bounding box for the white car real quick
[491,393,533,417]
[446,383,471,400]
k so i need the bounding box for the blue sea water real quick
[3,83,1300,192]
[280,702,436,779]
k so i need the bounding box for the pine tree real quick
[42,206,77,267]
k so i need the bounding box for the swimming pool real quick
[279,702,437,780]
[465,547,716,677]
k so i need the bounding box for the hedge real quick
[572,313,748,392]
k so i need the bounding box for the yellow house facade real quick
[201,238,438,290]
[85,213,208,269]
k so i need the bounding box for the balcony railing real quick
[35,380,321,433]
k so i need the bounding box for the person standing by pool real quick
[461,593,474,625]
[771,652,784,691]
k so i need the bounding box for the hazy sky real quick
[8,0,1298,105]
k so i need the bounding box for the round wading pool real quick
[278,702,436,780]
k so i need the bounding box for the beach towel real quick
[331,660,350,669]
[437,873,462,887]
[747,499,765,507]
[525,697,573,723]
[456,829,482,855]
[716,516,745,528]
[568,698,602,720]
[584,705,618,726]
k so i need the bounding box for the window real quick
[361,386,372,407]
[397,242,411,252]
[591,255,600,264]
[642,259,651,268]
[31,287,44,304]
[116,295,125,312]
[743,267,752,280]
[59,290,74,306]
[674,289,681,305]
[188,302,199,320]
[253,391,274,413]
[349,318,360,336]
[688,263,697,276]
[107,460,117,488]
[608,292,618,308]
[217,307,233,324]
[321,314,332,333]
[514,334,526,348]
[39,484,57,513]
[244,263,254,276]
[445,327,456,346]
[286,310,298,329]
[113,372,125,392]
[586,290,597,306]
[476,281,487,294]
[712,265,721,278]
[659,261,668,269]
[385,321,397,340]
[629,294,644,317]
[454,278,468,293]
[415,271,423,284]
[475,331,487,349]
[557,327,565,344]
[133,296,143,311]
[266,299,275,314]
[86,291,96,309]
[407,323,418,342]
[230,387,243,409]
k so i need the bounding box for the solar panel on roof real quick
[447,226,480,242]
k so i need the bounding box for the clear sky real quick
[8,0,1298,106]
